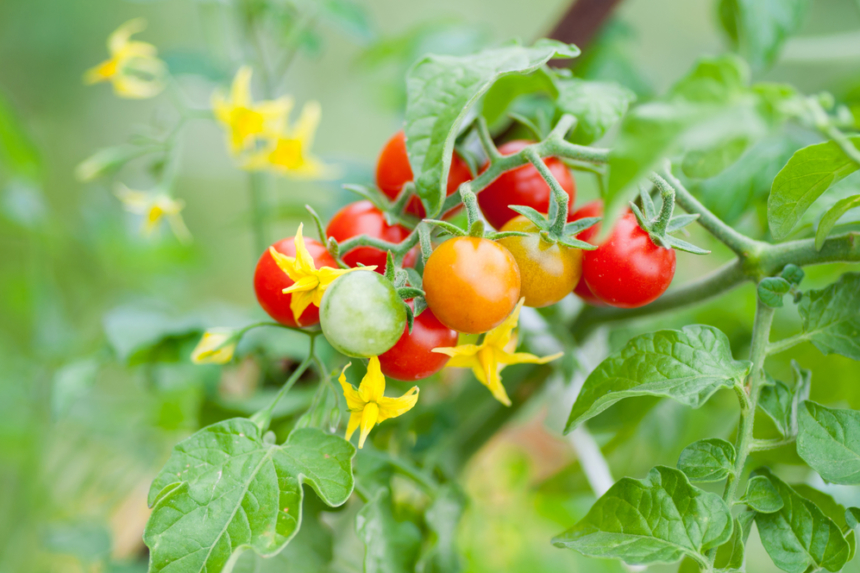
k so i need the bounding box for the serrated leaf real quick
[404,40,579,216]
[481,68,558,129]
[740,475,783,513]
[753,467,851,573]
[758,277,791,308]
[717,0,811,71]
[565,325,750,432]
[356,489,422,573]
[816,194,860,251]
[767,137,860,240]
[144,420,355,573]
[791,484,857,561]
[797,401,860,485]
[682,135,749,179]
[678,438,736,482]
[552,466,732,567]
[798,273,860,360]
[554,78,636,144]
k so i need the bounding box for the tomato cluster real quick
[253,131,678,381]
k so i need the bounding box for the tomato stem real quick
[524,147,569,236]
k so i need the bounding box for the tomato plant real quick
[326,200,418,270]
[423,236,521,334]
[376,130,473,218]
[43,3,860,573]
[477,139,575,230]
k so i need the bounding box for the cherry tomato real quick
[375,130,473,218]
[325,201,418,272]
[567,200,605,306]
[423,236,521,334]
[378,305,458,381]
[477,140,576,230]
[319,271,406,358]
[254,237,338,327]
[498,216,582,308]
[582,211,676,308]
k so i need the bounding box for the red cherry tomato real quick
[567,200,605,306]
[375,130,473,218]
[582,211,676,308]
[477,140,576,230]
[325,201,417,272]
[254,237,337,327]
[378,305,458,381]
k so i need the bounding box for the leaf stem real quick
[750,436,796,452]
[767,333,810,356]
[251,336,317,431]
[525,147,569,235]
[475,116,501,161]
[823,124,860,167]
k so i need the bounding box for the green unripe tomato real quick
[320,270,406,358]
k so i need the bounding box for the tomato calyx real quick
[630,174,710,255]
[382,251,426,334]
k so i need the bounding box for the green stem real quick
[251,336,317,431]
[525,147,568,235]
[248,171,269,256]
[767,333,810,356]
[475,116,501,160]
[750,436,796,452]
[823,124,860,167]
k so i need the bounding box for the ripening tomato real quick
[477,140,576,230]
[423,236,521,333]
[325,201,418,272]
[567,200,605,306]
[378,305,458,381]
[254,237,337,327]
[582,211,676,308]
[319,271,406,357]
[375,130,473,218]
[498,216,582,308]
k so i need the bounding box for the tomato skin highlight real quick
[325,200,417,272]
[375,130,472,218]
[567,200,606,306]
[582,211,676,308]
[477,140,575,230]
[254,237,338,327]
[378,306,458,381]
[498,216,582,308]
[423,236,521,334]
[319,271,406,358]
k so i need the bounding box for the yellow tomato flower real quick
[243,100,338,179]
[84,19,166,99]
[212,66,292,154]
[267,223,373,322]
[191,328,238,364]
[115,184,191,243]
[432,299,562,406]
[339,357,419,448]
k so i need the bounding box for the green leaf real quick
[681,135,749,179]
[103,303,202,365]
[552,466,732,567]
[847,508,860,529]
[714,511,755,571]
[565,325,749,432]
[554,78,636,144]
[767,137,860,240]
[781,264,805,286]
[677,438,736,482]
[144,420,355,573]
[404,40,579,216]
[798,273,860,360]
[759,377,793,436]
[605,55,756,227]
[740,475,784,513]
[481,68,558,129]
[0,91,40,181]
[816,194,860,251]
[356,489,422,573]
[424,484,466,573]
[797,401,860,485]
[758,277,791,308]
[791,484,857,561]
[753,467,851,573]
[717,0,811,71]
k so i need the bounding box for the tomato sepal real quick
[424,219,467,237]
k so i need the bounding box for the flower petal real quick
[288,288,316,323]
[267,247,303,283]
[358,356,386,404]
[230,66,254,108]
[497,351,563,366]
[292,223,317,274]
[484,298,524,350]
[339,364,367,412]
[108,18,148,54]
[345,411,362,442]
[290,101,321,149]
[478,348,511,406]
[358,402,379,449]
[377,387,419,423]
[191,328,237,364]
